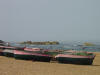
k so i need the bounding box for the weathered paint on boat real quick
[3,49,14,57]
[55,54,95,65]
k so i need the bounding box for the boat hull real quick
[14,54,33,60]
[56,57,94,65]
[0,52,3,55]
[3,52,14,57]
[14,50,52,62]
[0,49,4,55]
[3,49,14,57]
[14,54,52,62]
[33,55,52,62]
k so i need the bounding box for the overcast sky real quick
[0,0,100,42]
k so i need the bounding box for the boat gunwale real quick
[14,50,52,57]
[55,54,96,59]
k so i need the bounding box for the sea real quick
[10,41,100,52]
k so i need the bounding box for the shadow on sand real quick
[92,64,100,66]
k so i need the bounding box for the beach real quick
[0,52,100,75]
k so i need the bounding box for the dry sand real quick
[0,52,100,75]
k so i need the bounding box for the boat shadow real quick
[55,62,100,66]
[91,65,100,66]
[79,64,100,66]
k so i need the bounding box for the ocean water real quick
[10,42,100,52]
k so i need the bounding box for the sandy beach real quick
[0,52,100,75]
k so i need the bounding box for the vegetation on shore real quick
[20,41,59,45]
[83,42,95,46]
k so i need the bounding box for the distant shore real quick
[19,41,59,45]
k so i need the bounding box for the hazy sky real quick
[0,0,100,42]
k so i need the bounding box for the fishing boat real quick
[0,49,4,55]
[24,47,41,51]
[0,46,24,50]
[4,46,24,50]
[0,46,5,49]
[4,46,16,50]
[14,50,52,62]
[3,49,14,57]
[14,50,34,60]
[55,51,96,65]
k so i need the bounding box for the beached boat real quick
[0,46,24,50]
[55,52,96,65]
[24,47,41,51]
[4,46,25,50]
[3,49,14,57]
[24,48,59,60]
[0,46,6,49]
[0,49,4,55]
[14,50,33,60]
[14,50,52,62]
[0,46,16,49]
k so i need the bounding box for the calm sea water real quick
[10,42,100,52]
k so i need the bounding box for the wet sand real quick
[0,52,100,75]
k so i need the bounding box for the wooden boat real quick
[24,47,41,51]
[14,50,52,62]
[0,46,5,49]
[55,52,96,65]
[0,49,4,55]
[14,50,34,60]
[0,46,24,50]
[3,49,14,57]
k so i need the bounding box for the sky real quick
[0,0,100,42]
